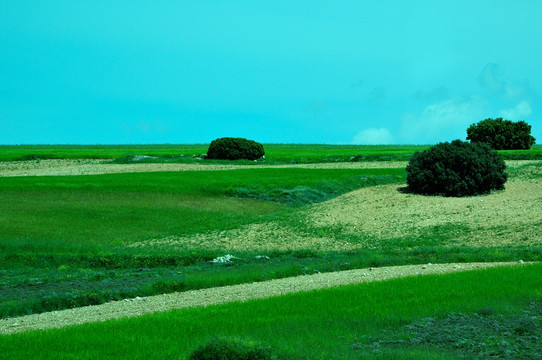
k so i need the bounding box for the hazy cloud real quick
[400,96,487,144]
[352,127,394,144]
[503,81,533,99]
[499,100,532,120]
[478,63,533,100]
[478,63,504,92]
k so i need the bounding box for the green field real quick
[1,264,541,359]
[0,167,410,317]
[1,144,541,162]
[0,145,541,359]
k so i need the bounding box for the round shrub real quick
[189,337,276,360]
[206,137,265,160]
[406,140,507,197]
[467,117,536,150]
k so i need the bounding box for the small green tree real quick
[466,118,536,150]
[406,140,507,197]
[206,137,265,160]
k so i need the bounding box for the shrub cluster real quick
[466,118,536,150]
[206,137,265,160]
[189,337,279,360]
[406,140,507,197]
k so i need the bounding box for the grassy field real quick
[1,144,541,162]
[0,145,541,359]
[0,167,409,317]
[1,264,541,359]
[1,159,540,319]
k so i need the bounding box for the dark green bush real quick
[206,138,265,160]
[189,337,277,360]
[406,140,507,197]
[467,118,536,150]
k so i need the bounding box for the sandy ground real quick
[0,262,526,335]
[306,175,542,248]
[130,164,542,252]
[0,159,409,177]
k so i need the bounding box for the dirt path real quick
[1,159,538,177]
[0,159,409,177]
[0,262,527,335]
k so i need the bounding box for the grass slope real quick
[1,263,541,359]
[0,168,404,247]
[0,167,406,318]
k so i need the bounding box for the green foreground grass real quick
[0,167,408,318]
[1,263,541,360]
[1,144,541,162]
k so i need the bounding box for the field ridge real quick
[0,159,409,177]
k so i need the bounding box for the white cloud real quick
[499,100,532,120]
[352,128,394,145]
[399,96,488,144]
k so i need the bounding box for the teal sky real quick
[1,1,541,145]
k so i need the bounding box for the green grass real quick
[0,144,210,161]
[1,161,541,319]
[2,144,541,162]
[0,168,404,248]
[1,146,540,325]
[1,263,541,359]
[0,144,424,162]
[2,243,540,319]
[0,167,409,318]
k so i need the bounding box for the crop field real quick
[1,143,541,162]
[0,144,427,162]
[0,145,541,359]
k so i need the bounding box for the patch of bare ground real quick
[130,162,541,252]
[307,166,542,248]
[0,159,409,177]
[128,221,348,252]
[0,262,527,335]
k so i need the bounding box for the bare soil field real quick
[0,262,524,335]
[307,175,542,248]
[0,159,409,177]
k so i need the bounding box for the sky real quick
[1,1,541,145]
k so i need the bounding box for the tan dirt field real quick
[0,159,409,177]
[0,262,528,335]
[306,174,542,249]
